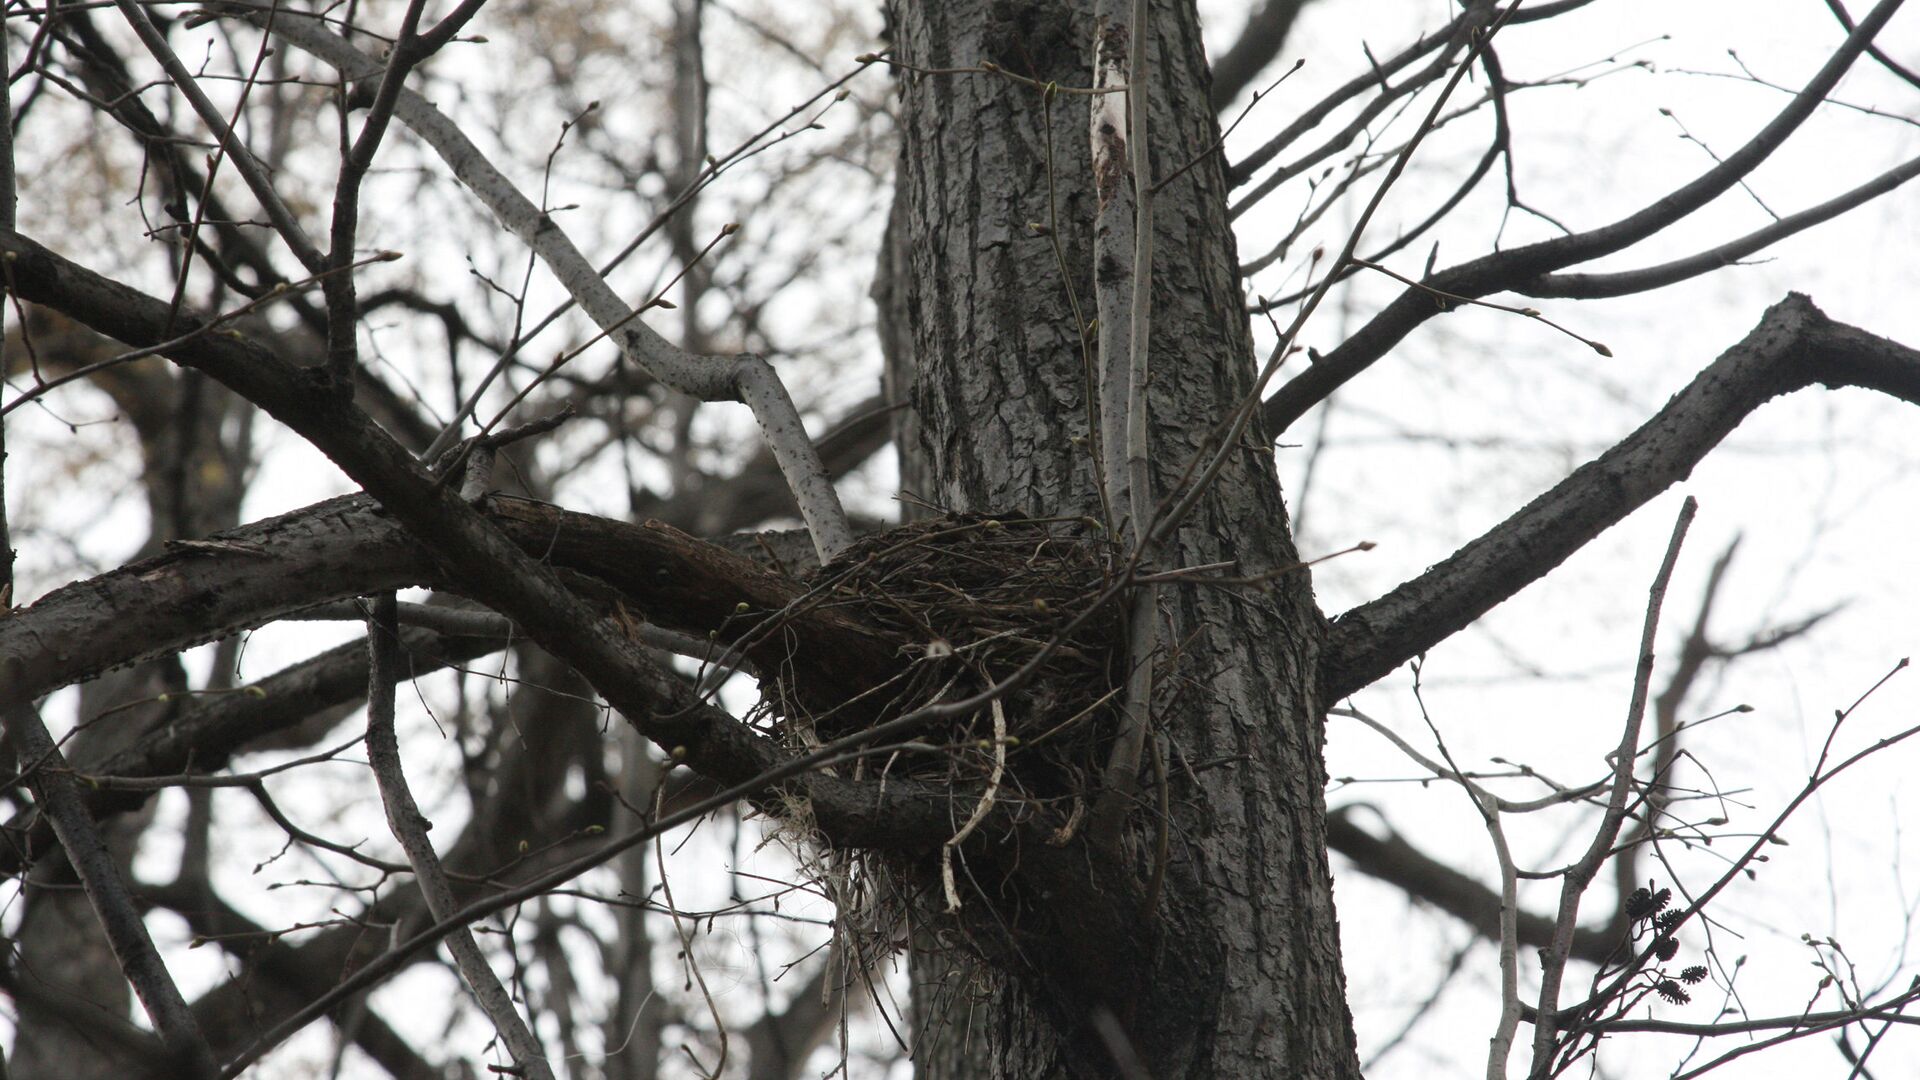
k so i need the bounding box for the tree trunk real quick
[882,1,1358,1076]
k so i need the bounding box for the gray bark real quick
[883,1,1358,1076]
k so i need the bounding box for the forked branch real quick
[1259,0,1906,437]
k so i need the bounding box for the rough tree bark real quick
[883,0,1358,1075]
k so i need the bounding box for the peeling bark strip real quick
[1091,2,1138,518]
[1090,0,1160,843]
[1090,18,1132,208]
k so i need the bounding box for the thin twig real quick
[216,726,961,1079]
[262,11,853,561]
[1155,59,1304,196]
[363,595,556,1080]
[0,660,220,1077]
[1350,257,1611,356]
[112,0,326,273]
[941,699,1007,911]
[1147,0,1522,564]
[656,785,728,1079]
[1530,495,1697,1073]
[426,55,885,459]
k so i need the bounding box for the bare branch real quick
[1320,293,1920,702]
[1529,497,1696,1072]
[1207,0,1315,111]
[142,879,447,1080]
[1324,805,1618,962]
[632,391,896,538]
[1523,152,1920,299]
[1146,0,1516,558]
[0,660,220,1077]
[110,0,327,274]
[1227,5,1480,187]
[741,959,842,1080]
[1229,21,1475,221]
[256,10,853,560]
[364,594,556,1078]
[1822,0,1920,89]
[0,623,503,878]
[1090,0,1160,841]
[1259,0,1905,436]
[0,493,885,731]
[0,229,953,854]
[0,0,15,612]
[1551,659,1916,1076]
[322,0,431,382]
[216,710,992,1079]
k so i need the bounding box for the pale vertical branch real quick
[0,661,220,1078]
[1092,0,1160,840]
[1483,791,1522,1080]
[1121,0,1152,552]
[1409,682,1525,1080]
[1529,496,1697,1073]
[1333,700,1527,1076]
[362,595,557,1080]
[261,12,853,561]
[1091,0,1139,522]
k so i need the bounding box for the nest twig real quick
[764,513,1126,801]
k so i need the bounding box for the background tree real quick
[1,0,1917,1078]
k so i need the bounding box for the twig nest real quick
[772,513,1125,794]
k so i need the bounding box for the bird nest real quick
[768,513,1127,802]
[750,514,1133,988]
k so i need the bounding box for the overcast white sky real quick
[7,0,1920,1075]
